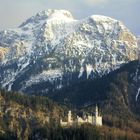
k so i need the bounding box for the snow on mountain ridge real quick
[19,9,74,28]
[0,9,138,93]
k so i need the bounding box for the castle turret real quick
[95,104,98,117]
[68,110,72,124]
[93,105,102,126]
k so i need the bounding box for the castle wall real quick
[77,116,87,125]
[60,107,103,127]
[87,116,92,124]
[93,116,102,126]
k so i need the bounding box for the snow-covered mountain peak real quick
[46,9,74,20]
[90,15,117,22]
[19,9,74,28]
[0,9,138,93]
[88,15,130,34]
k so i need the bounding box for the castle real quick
[60,105,102,127]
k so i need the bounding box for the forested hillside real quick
[51,60,140,118]
[0,88,140,140]
[0,90,67,139]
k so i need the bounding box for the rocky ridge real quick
[0,9,138,94]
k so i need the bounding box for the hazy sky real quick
[0,0,139,35]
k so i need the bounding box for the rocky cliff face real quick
[0,9,138,94]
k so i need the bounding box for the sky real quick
[0,0,139,35]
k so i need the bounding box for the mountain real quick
[0,9,138,94]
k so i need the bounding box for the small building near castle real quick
[60,105,102,127]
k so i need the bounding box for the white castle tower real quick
[93,105,102,126]
[95,105,98,116]
[68,110,72,124]
[60,110,73,127]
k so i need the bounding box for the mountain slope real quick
[0,9,138,94]
[0,90,67,139]
[0,86,140,140]
[50,60,140,118]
